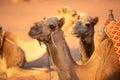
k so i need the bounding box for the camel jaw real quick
[71,32,80,37]
[29,32,41,39]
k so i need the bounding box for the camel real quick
[70,9,116,63]
[56,6,87,32]
[2,30,47,62]
[29,17,120,80]
[70,15,99,63]
[0,27,47,79]
[0,27,47,63]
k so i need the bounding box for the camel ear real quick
[43,17,46,20]
[92,17,99,25]
[58,17,65,28]
[62,8,67,13]
[78,15,80,19]
[72,10,77,17]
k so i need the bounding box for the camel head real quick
[71,15,98,42]
[29,17,64,42]
[56,6,80,31]
[70,15,98,60]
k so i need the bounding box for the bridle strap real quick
[46,43,52,80]
[44,30,58,80]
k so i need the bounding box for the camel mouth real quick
[28,30,41,39]
[37,39,43,43]
[36,36,50,43]
[28,25,43,39]
[71,32,79,37]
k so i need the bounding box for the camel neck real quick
[78,36,89,62]
[78,34,95,62]
[46,30,79,80]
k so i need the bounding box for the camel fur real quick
[29,17,120,80]
[0,27,47,79]
[56,6,87,32]
[71,15,98,63]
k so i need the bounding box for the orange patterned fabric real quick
[104,20,120,61]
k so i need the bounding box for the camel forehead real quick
[81,15,92,24]
[44,17,59,26]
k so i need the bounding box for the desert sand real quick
[0,0,120,80]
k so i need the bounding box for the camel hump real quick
[104,20,120,61]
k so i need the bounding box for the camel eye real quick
[85,23,90,27]
[49,24,56,30]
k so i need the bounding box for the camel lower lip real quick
[29,31,41,38]
[29,33,40,39]
[71,33,79,37]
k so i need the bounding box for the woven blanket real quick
[104,20,120,61]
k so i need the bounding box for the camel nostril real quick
[34,23,42,33]
[36,26,42,33]
[35,26,39,31]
